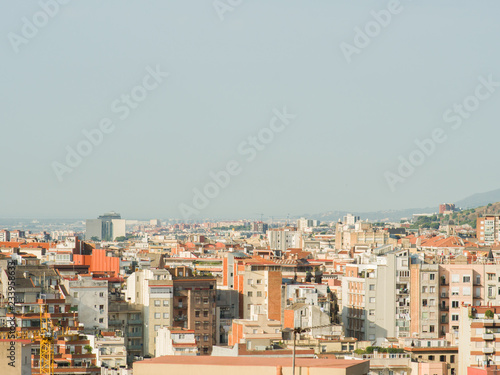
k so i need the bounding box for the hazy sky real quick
[1,0,500,220]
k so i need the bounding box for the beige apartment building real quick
[410,263,440,338]
[125,269,174,356]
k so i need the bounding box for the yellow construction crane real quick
[38,303,54,375]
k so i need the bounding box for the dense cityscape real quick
[1,202,500,375]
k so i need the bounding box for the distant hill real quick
[455,188,500,209]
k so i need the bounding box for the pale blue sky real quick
[1,0,499,220]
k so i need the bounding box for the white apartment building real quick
[342,249,411,341]
[267,228,301,253]
[155,328,198,356]
[64,275,108,333]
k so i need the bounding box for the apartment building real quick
[228,313,282,349]
[92,332,127,369]
[108,301,143,365]
[477,215,500,245]
[458,305,500,375]
[335,224,396,250]
[267,227,301,254]
[171,276,217,355]
[342,249,410,341]
[155,328,198,356]
[125,269,174,356]
[0,230,10,242]
[410,263,440,339]
[63,275,109,334]
[439,263,485,341]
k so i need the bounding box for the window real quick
[203,298,209,304]
[99,318,103,323]
[429,299,435,306]
[257,291,262,297]
[247,279,253,285]
[463,287,471,296]
[422,299,428,307]
[452,301,459,308]
[195,297,201,304]
[154,325,160,331]
[369,310,375,316]
[163,313,169,319]
[195,310,200,317]
[73,292,78,298]
[155,313,160,319]
[256,279,262,285]
[430,325,435,333]
[450,355,455,363]
[252,329,257,334]
[99,292,104,297]
[369,297,375,303]
[428,355,435,360]
[451,274,459,283]
[430,273,435,280]
[369,284,375,291]
[422,312,429,319]
[154,300,160,306]
[429,286,435,293]
[204,335,209,342]
[163,300,169,306]
[248,292,253,297]
[488,273,495,281]
[463,275,471,283]
[451,287,459,296]
[203,310,209,317]
[422,287,427,293]
[440,355,446,362]
[452,314,459,321]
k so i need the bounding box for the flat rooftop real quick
[136,356,367,368]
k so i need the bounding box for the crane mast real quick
[38,303,54,375]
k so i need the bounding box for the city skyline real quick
[2,1,500,219]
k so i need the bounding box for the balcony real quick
[128,344,142,351]
[483,333,495,340]
[483,347,495,354]
[128,319,143,325]
[439,305,449,311]
[174,315,187,321]
[127,332,142,337]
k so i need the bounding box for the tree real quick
[485,310,494,319]
[115,236,127,242]
[90,236,99,242]
[84,345,93,353]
